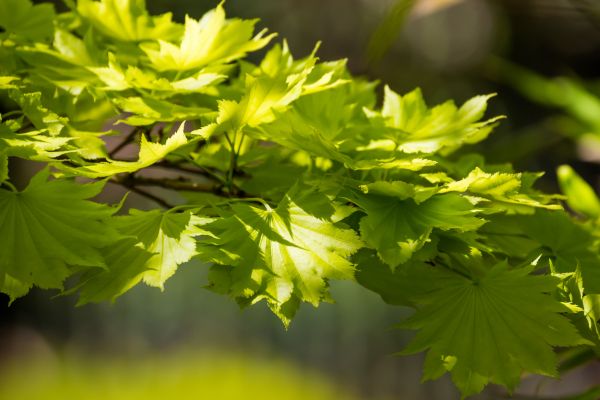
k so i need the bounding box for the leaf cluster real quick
[2,1,600,397]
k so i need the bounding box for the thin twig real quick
[127,186,174,208]
[155,160,225,183]
[109,128,140,158]
[123,175,220,193]
[109,178,174,209]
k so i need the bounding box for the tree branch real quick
[108,179,174,209]
[109,128,142,158]
[120,175,221,193]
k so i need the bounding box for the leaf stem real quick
[224,131,240,195]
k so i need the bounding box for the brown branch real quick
[123,175,221,193]
[109,128,142,158]
[109,166,268,209]
[108,179,174,209]
[127,186,174,209]
[154,160,225,183]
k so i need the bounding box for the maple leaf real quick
[0,169,118,298]
[141,3,275,72]
[355,193,485,268]
[399,262,590,397]
[114,209,212,289]
[72,238,154,304]
[198,189,363,325]
[489,210,600,294]
[442,167,561,214]
[77,0,181,42]
[0,0,54,41]
[68,123,189,178]
[373,86,502,155]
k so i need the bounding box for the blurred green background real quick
[3,0,600,398]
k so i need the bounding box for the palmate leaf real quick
[15,30,100,95]
[0,0,54,41]
[141,3,275,72]
[493,210,600,294]
[77,0,181,42]
[113,97,213,126]
[354,249,439,307]
[255,82,437,172]
[91,55,225,95]
[68,206,214,304]
[73,237,154,304]
[199,189,363,325]
[0,118,72,165]
[114,209,213,289]
[399,262,590,398]
[0,169,118,298]
[199,43,344,138]
[8,90,66,136]
[441,167,561,214]
[373,86,502,155]
[355,193,484,268]
[67,123,189,178]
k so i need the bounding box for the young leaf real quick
[141,4,274,71]
[442,167,561,213]
[68,123,188,178]
[199,190,363,325]
[355,193,484,268]
[113,97,212,126]
[77,0,181,42]
[73,237,154,304]
[114,209,212,289]
[377,87,502,155]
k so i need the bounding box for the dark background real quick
[3,1,600,398]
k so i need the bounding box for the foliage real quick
[1,0,600,397]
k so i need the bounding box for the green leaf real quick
[355,193,485,268]
[442,167,561,213]
[141,3,274,71]
[0,76,19,89]
[0,274,30,304]
[0,0,54,41]
[0,169,118,296]
[400,262,590,397]
[199,189,363,325]
[113,97,213,126]
[200,43,342,137]
[73,237,154,304]
[114,209,212,289]
[354,249,439,307]
[68,123,189,178]
[8,90,66,136]
[378,87,502,155]
[496,210,600,294]
[557,165,600,218]
[205,73,307,135]
[0,119,72,167]
[92,56,225,95]
[77,0,181,42]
